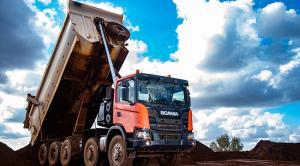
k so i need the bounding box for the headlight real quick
[135,130,151,140]
[188,133,194,141]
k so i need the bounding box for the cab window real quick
[117,79,135,103]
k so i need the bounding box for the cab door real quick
[113,79,138,133]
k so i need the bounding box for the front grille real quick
[150,118,181,131]
[159,133,181,141]
[148,109,189,131]
[157,124,180,131]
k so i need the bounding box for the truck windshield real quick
[138,80,187,106]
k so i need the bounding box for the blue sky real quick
[0,0,300,150]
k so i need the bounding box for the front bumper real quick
[132,130,195,153]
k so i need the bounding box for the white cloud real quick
[257,2,300,38]
[126,23,140,32]
[289,127,300,142]
[58,0,68,13]
[33,8,60,46]
[58,0,124,14]
[0,92,26,122]
[37,0,52,5]
[193,107,291,149]
[120,39,148,76]
[84,1,123,14]
[0,137,30,151]
[252,70,273,82]
[279,49,300,74]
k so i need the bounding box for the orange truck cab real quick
[96,71,195,159]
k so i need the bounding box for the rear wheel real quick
[108,135,129,166]
[158,153,181,166]
[38,143,48,165]
[48,141,61,166]
[60,139,71,166]
[84,137,99,166]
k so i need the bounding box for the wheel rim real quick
[60,140,71,166]
[48,142,60,166]
[38,144,47,165]
[84,138,98,166]
[112,143,123,164]
[87,145,95,161]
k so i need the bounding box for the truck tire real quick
[48,141,61,166]
[158,153,181,166]
[84,137,99,166]
[108,135,130,166]
[60,139,71,166]
[38,143,48,165]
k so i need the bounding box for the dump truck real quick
[24,1,195,165]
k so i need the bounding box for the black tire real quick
[158,153,181,166]
[84,137,99,166]
[108,135,130,166]
[38,143,48,165]
[48,141,61,166]
[60,139,71,166]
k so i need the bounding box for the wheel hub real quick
[112,143,122,163]
[63,147,69,159]
[87,145,95,161]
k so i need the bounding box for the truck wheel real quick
[48,141,61,166]
[84,137,99,166]
[108,135,129,166]
[60,139,71,166]
[38,143,48,165]
[158,153,181,166]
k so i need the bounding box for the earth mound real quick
[0,142,32,166]
[250,140,300,161]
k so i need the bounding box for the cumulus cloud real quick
[33,8,60,46]
[193,107,291,149]
[289,126,300,142]
[0,123,28,140]
[252,70,272,82]
[58,0,124,14]
[37,0,52,5]
[0,1,44,73]
[257,2,300,39]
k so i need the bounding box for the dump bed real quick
[24,0,129,144]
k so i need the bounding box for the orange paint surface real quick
[113,102,150,133]
[188,109,193,131]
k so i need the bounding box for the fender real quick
[106,125,127,151]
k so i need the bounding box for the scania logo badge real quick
[160,111,179,117]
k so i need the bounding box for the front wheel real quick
[108,135,130,166]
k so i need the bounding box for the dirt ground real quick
[1,140,300,165]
